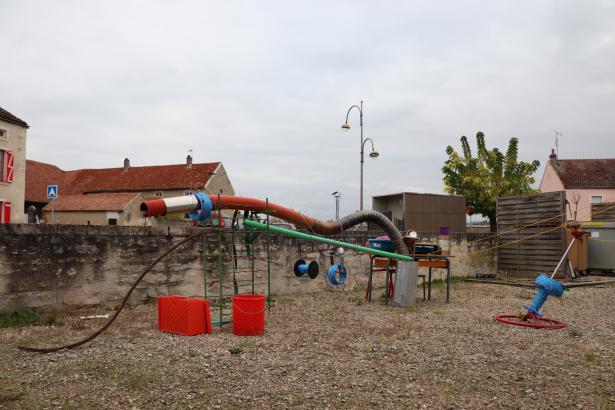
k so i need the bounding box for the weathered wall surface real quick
[0,225,495,312]
[0,118,28,221]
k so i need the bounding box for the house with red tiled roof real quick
[41,193,142,225]
[26,156,234,225]
[539,149,615,221]
[0,106,29,224]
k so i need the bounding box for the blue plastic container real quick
[368,239,395,252]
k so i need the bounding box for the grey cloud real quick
[1,0,614,219]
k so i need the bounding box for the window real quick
[0,150,13,182]
[155,191,163,197]
[108,218,117,225]
[591,195,603,204]
[0,129,7,141]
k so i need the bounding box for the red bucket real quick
[232,294,266,336]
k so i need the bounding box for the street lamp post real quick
[341,100,379,211]
[332,191,342,220]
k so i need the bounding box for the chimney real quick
[549,149,557,161]
[123,157,130,172]
[186,154,193,169]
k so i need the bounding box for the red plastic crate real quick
[158,296,212,336]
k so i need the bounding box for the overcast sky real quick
[2,1,614,219]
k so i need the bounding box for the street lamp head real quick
[369,148,379,159]
[341,123,351,131]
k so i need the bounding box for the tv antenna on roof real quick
[551,129,563,157]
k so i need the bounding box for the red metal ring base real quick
[495,313,566,329]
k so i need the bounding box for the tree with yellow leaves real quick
[442,132,540,232]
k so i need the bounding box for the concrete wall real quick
[0,119,27,222]
[0,224,496,313]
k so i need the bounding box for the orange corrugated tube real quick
[140,194,409,255]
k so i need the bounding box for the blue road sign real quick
[47,185,58,199]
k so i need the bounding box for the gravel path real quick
[1,282,614,409]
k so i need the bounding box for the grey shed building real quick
[372,192,466,233]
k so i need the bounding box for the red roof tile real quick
[552,159,615,189]
[26,160,219,202]
[25,160,66,202]
[42,193,139,212]
[66,163,219,194]
[0,106,29,128]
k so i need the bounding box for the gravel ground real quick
[1,282,614,409]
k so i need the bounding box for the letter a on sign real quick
[47,185,58,199]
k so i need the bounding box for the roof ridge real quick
[0,106,29,128]
[557,158,615,161]
[66,161,221,172]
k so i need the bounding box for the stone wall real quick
[0,224,496,313]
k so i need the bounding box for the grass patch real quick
[127,372,153,390]
[430,277,465,289]
[569,329,583,337]
[229,346,243,355]
[515,290,534,300]
[229,338,259,355]
[0,309,39,327]
[494,294,505,299]
[432,309,444,315]
[585,351,597,362]
[0,309,64,328]
[405,306,417,313]
[478,317,496,326]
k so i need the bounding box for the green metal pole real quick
[203,233,208,299]
[250,240,255,295]
[243,220,413,261]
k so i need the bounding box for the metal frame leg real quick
[385,262,390,306]
[446,262,451,303]
[428,266,432,300]
[367,256,374,302]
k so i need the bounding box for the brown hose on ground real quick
[17,230,205,353]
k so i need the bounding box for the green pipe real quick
[243,219,413,261]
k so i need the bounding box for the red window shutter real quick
[6,151,14,183]
[3,201,10,223]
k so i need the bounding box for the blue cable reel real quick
[327,264,348,286]
[293,259,320,279]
